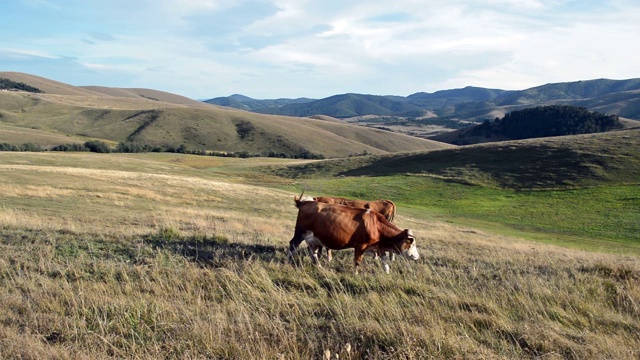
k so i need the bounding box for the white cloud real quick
[1,0,639,98]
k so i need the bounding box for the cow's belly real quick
[303,230,379,254]
[302,230,350,250]
[302,231,326,248]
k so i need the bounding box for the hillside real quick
[270,128,640,190]
[0,72,451,158]
[81,86,206,106]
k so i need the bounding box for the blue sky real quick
[1,0,639,100]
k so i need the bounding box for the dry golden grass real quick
[0,123,86,147]
[0,152,638,359]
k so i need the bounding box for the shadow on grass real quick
[143,233,285,266]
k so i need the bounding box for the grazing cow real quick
[313,196,396,223]
[288,196,419,274]
[313,195,398,261]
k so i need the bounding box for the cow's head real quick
[294,189,315,207]
[400,229,419,260]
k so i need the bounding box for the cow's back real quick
[313,196,396,222]
[295,201,378,250]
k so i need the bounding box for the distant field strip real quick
[0,163,296,239]
[1,164,258,193]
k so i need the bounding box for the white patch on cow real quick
[403,241,419,261]
[299,196,315,202]
[381,254,390,274]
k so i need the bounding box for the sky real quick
[1,0,639,100]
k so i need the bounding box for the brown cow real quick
[313,196,396,223]
[313,195,398,261]
[288,196,419,274]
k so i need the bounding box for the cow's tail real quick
[387,200,396,223]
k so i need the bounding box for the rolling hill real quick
[269,128,640,190]
[0,72,451,158]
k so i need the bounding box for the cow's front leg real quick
[380,253,390,274]
[287,229,305,264]
[287,235,303,263]
[353,247,366,274]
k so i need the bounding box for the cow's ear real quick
[404,229,414,243]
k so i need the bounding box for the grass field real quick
[0,152,638,359]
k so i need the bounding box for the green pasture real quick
[284,175,640,255]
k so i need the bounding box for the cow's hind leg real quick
[353,247,367,274]
[325,248,333,262]
[307,244,322,267]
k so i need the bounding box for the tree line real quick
[0,78,43,93]
[0,140,325,159]
[472,105,622,140]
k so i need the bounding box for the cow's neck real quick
[377,219,402,239]
[378,229,406,249]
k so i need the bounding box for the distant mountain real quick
[255,93,424,118]
[205,94,314,112]
[494,78,640,106]
[205,79,640,127]
[407,86,510,109]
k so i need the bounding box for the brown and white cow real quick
[288,196,419,274]
[313,196,396,223]
[313,195,398,261]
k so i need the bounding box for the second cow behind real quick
[313,196,396,223]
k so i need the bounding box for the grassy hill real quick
[0,123,85,147]
[269,128,640,190]
[0,72,451,158]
